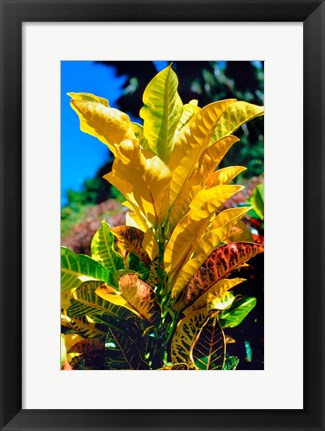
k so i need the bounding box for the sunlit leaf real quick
[165,185,243,278]
[183,278,245,316]
[61,247,110,293]
[174,242,264,311]
[67,280,137,320]
[171,308,210,366]
[168,99,236,206]
[119,274,161,323]
[219,296,257,328]
[176,99,200,132]
[171,207,250,297]
[105,139,171,225]
[205,166,246,188]
[191,315,225,370]
[67,92,109,106]
[91,221,124,276]
[214,101,264,140]
[69,97,135,155]
[140,64,183,163]
[95,283,142,318]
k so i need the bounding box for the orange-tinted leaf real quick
[119,274,160,323]
[174,242,264,311]
[110,226,151,265]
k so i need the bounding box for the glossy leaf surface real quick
[174,242,263,311]
[61,247,110,293]
[219,296,257,328]
[140,64,183,163]
[191,315,225,370]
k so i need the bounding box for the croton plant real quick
[61,64,264,370]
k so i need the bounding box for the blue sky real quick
[61,61,169,206]
[61,61,127,206]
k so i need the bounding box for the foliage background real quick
[61,61,264,369]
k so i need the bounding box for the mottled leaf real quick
[119,274,161,323]
[191,316,225,370]
[110,225,151,265]
[174,242,263,311]
[105,325,149,370]
[91,221,124,276]
[61,247,110,293]
[214,101,264,140]
[171,308,210,366]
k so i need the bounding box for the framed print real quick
[0,0,324,430]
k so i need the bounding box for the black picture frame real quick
[1,1,324,430]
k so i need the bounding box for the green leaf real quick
[61,334,67,368]
[61,247,110,292]
[219,296,257,328]
[223,356,240,370]
[248,184,264,220]
[140,64,183,163]
[90,221,124,277]
[214,101,264,141]
[61,315,107,339]
[67,280,137,320]
[105,325,149,370]
[191,316,225,370]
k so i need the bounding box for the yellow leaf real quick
[165,186,243,278]
[168,136,240,229]
[171,308,210,366]
[205,166,246,188]
[171,207,250,297]
[110,225,151,266]
[67,92,109,106]
[104,139,172,226]
[176,100,200,133]
[183,278,245,315]
[70,98,135,155]
[168,99,237,206]
[95,284,142,318]
[214,101,264,140]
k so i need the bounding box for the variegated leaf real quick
[61,247,110,293]
[171,207,250,297]
[91,221,124,275]
[61,315,107,340]
[165,185,243,278]
[119,274,161,323]
[168,99,236,206]
[160,363,189,370]
[106,325,149,370]
[174,242,264,311]
[67,92,109,106]
[110,225,152,265]
[219,296,257,328]
[191,315,225,370]
[67,280,137,320]
[171,308,210,366]
[214,101,264,140]
[176,100,200,132]
[140,64,183,163]
[183,278,245,316]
